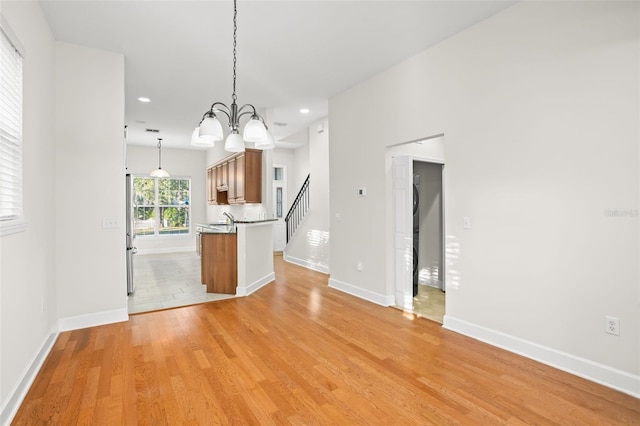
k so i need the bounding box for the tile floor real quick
[413,284,445,324]
[128,252,235,314]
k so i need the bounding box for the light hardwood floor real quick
[13,257,639,424]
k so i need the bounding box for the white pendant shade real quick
[150,168,170,178]
[200,116,224,141]
[254,129,275,150]
[150,137,170,177]
[225,132,245,152]
[191,127,215,147]
[242,117,267,143]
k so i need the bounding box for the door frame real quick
[272,164,287,251]
[391,154,445,311]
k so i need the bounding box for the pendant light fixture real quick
[193,0,275,152]
[150,138,170,177]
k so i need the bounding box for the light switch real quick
[335,213,341,222]
[463,217,471,230]
[102,217,119,229]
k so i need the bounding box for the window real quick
[276,187,283,218]
[274,167,284,181]
[0,20,25,236]
[133,176,191,237]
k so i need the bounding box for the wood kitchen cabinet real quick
[228,157,236,201]
[200,233,237,294]
[216,162,228,190]
[207,166,217,204]
[207,148,262,205]
[233,153,245,203]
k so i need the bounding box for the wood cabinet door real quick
[228,158,237,202]
[235,153,245,202]
[244,149,262,203]
[207,167,217,204]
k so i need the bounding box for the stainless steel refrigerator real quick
[126,173,137,294]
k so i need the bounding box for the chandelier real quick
[192,0,275,152]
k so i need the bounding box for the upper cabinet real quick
[207,148,262,205]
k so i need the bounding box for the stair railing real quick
[285,174,310,243]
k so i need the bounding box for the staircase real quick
[285,174,310,244]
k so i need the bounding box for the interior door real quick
[272,165,287,251]
[392,155,413,310]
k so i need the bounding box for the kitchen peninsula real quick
[197,219,276,296]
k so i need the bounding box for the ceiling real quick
[39,0,516,150]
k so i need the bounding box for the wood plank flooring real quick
[12,257,640,425]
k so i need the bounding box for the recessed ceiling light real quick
[300,108,310,114]
[138,97,151,103]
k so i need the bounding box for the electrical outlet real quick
[605,316,620,336]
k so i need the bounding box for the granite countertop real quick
[196,219,277,234]
[234,219,278,224]
[196,223,236,234]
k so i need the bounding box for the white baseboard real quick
[236,272,275,297]
[58,308,128,332]
[135,247,195,255]
[1,326,59,426]
[443,315,640,399]
[283,254,329,274]
[328,278,394,307]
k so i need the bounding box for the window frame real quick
[0,16,27,237]
[132,175,192,238]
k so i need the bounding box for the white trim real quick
[135,247,195,255]
[443,315,640,399]
[283,253,329,274]
[58,308,128,332]
[328,278,394,307]
[0,217,27,237]
[236,272,274,297]
[1,327,58,426]
[0,14,25,56]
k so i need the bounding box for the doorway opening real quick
[272,165,287,252]
[388,135,445,323]
[412,161,445,323]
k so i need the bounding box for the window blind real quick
[0,26,23,221]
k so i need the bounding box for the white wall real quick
[126,145,206,254]
[330,1,639,396]
[0,3,57,422]
[284,118,330,273]
[55,42,127,326]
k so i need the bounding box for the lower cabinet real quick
[200,233,237,294]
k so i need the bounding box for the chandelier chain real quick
[232,0,237,103]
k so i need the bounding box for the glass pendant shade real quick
[150,137,169,177]
[254,130,275,150]
[200,116,224,141]
[242,117,268,143]
[225,131,245,153]
[150,168,170,178]
[191,127,215,147]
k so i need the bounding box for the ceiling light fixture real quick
[150,138,170,178]
[300,108,310,114]
[138,97,151,103]
[193,0,274,152]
